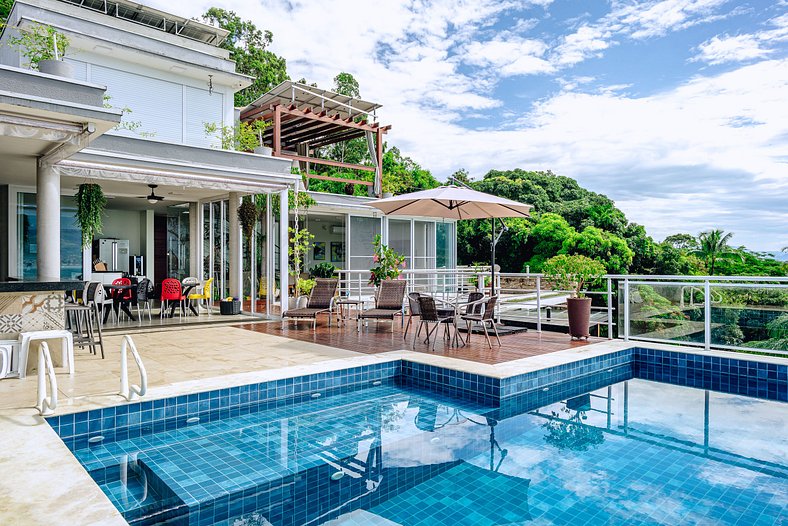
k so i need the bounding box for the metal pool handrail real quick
[36,342,57,416]
[119,335,147,402]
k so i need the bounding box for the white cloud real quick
[142,0,788,249]
[692,34,772,64]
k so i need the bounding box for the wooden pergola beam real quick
[306,173,374,186]
[279,153,375,172]
[307,129,366,149]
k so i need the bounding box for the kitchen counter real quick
[0,279,83,293]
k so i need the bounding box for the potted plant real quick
[74,183,107,249]
[309,262,336,279]
[288,226,314,309]
[10,23,72,77]
[369,234,406,287]
[542,254,606,339]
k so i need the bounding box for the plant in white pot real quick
[10,23,72,77]
[542,254,606,340]
[204,119,270,153]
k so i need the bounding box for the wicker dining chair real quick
[460,295,501,348]
[282,278,338,330]
[358,279,407,332]
[415,295,456,351]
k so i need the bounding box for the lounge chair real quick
[282,278,338,330]
[358,279,407,332]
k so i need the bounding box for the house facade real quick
[0,0,456,314]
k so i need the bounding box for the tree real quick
[202,8,289,106]
[333,72,360,98]
[562,226,634,274]
[524,213,574,271]
[663,233,699,250]
[448,168,471,186]
[1,0,14,24]
[694,230,742,275]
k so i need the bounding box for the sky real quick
[150,0,788,251]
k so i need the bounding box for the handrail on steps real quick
[36,342,57,416]
[119,335,147,402]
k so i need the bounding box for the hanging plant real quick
[238,197,259,239]
[75,183,107,248]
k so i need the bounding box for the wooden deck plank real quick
[236,318,602,365]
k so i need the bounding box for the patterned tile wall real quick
[0,292,65,339]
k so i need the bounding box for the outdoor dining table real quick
[435,294,486,348]
[165,281,202,318]
[103,283,137,322]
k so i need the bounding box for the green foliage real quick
[202,8,288,107]
[9,23,68,69]
[333,72,360,98]
[663,233,699,250]
[75,184,106,249]
[541,254,606,298]
[562,226,634,274]
[237,197,259,239]
[204,119,269,152]
[693,229,742,275]
[0,0,13,24]
[744,314,788,351]
[714,250,788,277]
[528,213,573,268]
[296,278,316,297]
[381,146,440,195]
[288,227,314,278]
[103,94,155,137]
[309,263,336,279]
[369,234,406,286]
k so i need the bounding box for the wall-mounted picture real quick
[313,241,326,261]
[330,241,345,263]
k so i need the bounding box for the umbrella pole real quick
[491,217,496,296]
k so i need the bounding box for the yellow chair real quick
[188,277,214,314]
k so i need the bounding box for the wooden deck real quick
[237,317,603,365]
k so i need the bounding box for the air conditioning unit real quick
[331,226,345,235]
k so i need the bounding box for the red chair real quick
[160,278,185,318]
[111,278,133,301]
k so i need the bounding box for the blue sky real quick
[156,0,788,250]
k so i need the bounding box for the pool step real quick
[371,461,531,526]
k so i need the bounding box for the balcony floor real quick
[238,317,602,365]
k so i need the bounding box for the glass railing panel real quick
[710,285,788,350]
[626,283,706,344]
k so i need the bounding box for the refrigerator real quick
[97,239,130,272]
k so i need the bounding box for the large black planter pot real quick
[219,300,241,315]
[567,297,592,339]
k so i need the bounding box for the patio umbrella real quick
[369,185,532,294]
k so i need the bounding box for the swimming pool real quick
[48,349,787,525]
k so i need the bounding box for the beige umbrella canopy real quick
[369,185,532,220]
[369,185,533,294]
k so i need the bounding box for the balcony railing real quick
[334,269,788,356]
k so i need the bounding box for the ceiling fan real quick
[139,184,164,204]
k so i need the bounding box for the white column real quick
[36,162,60,281]
[279,189,289,313]
[189,202,200,278]
[228,192,242,299]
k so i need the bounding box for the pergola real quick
[240,81,391,196]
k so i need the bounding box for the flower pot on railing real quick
[567,297,592,339]
[38,59,73,78]
[254,146,273,156]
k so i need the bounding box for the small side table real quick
[335,299,364,326]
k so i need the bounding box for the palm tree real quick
[693,230,741,275]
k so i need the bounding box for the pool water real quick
[67,374,787,526]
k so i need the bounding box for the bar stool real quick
[18,330,74,379]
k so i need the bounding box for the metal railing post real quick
[606,277,613,339]
[623,278,630,341]
[704,280,711,351]
[536,275,542,333]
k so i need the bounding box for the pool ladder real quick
[36,342,58,416]
[119,335,147,402]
